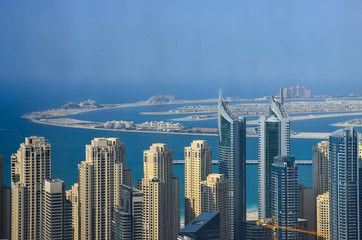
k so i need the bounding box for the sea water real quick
[1,101,362,216]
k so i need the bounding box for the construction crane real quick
[256,216,331,240]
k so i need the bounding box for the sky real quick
[1,0,362,106]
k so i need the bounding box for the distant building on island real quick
[283,85,312,98]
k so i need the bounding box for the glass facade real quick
[218,93,246,240]
[271,156,299,240]
[258,95,290,220]
[178,212,221,240]
[329,127,359,240]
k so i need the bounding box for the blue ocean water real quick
[1,100,362,216]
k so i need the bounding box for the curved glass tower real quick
[258,91,290,220]
[218,92,246,240]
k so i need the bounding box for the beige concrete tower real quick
[185,140,212,225]
[66,183,79,240]
[11,136,51,240]
[359,140,362,159]
[200,174,229,240]
[78,138,129,240]
[312,141,329,197]
[137,143,180,240]
[316,192,330,240]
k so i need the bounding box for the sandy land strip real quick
[29,118,219,137]
[333,123,362,127]
[22,98,222,120]
[142,110,216,115]
[29,118,335,139]
[247,211,259,221]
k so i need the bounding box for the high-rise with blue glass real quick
[218,92,246,240]
[258,91,290,220]
[329,126,360,240]
[271,155,299,240]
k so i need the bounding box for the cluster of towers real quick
[0,91,362,240]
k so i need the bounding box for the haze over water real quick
[2,0,362,214]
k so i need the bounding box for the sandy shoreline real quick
[247,211,258,221]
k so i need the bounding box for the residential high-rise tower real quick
[218,92,246,239]
[200,174,229,240]
[316,192,330,240]
[329,127,359,239]
[78,138,129,240]
[11,136,51,240]
[137,143,180,240]
[185,140,212,225]
[258,91,290,220]
[312,141,329,197]
[0,154,11,240]
[65,183,79,240]
[112,185,143,240]
[271,156,298,240]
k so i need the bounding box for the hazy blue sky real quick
[1,1,362,105]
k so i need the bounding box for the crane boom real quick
[256,216,331,239]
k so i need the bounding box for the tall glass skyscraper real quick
[218,92,246,240]
[271,155,299,240]
[258,92,290,220]
[329,127,359,240]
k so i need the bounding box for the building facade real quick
[78,138,129,240]
[312,141,329,197]
[298,185,316,231]
[259,92,290,220]
[218,92,246,239]
[185,140,212,225]
[0,154,11,240]
[137,143,180,240]
[200,174,229,240]
[112,185,143,240]
[329,127,359,240]
[271,156,298,240]
[316,192,330,240]
[11,136,51,240]
[42,178,72,240]
[65,183,79,240]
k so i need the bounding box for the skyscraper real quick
[200,174,229,240]
[42,178,72,240]
[112,185,143,240]
[258,92,290,220]
[65,183,79,240]
[329,127,359,239]
[185,140,212,225]
[0,154,11,240]
[359,139,362,159]
[271,156,298,240]
[78,138,129,240]
[137,143,180,240]
[312,141,329,197]
[11,136,51,240]
[298,185,316,231]
[316,192,330,240]
[218,92,246,239]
